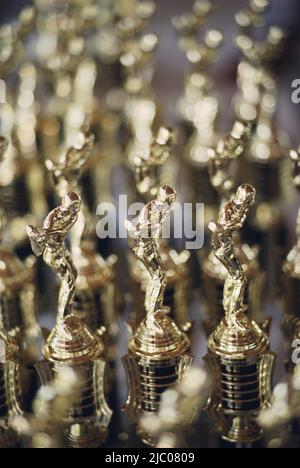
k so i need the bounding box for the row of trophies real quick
[0,0,299,449]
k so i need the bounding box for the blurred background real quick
[1,0,300,140]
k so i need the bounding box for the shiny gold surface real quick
[44,314,103,365]
[27,192,81,324]
[126,186,176,316]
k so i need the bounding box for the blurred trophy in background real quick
[234,0,290,294]
[260,365,300,448]
[123,186,192,446]
[121,32,160,170]
[12,366,82,448]
[0,140,24,445]
[0,136,43,364]
[173,0,223,228]
[0,61,48,252]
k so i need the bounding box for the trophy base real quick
[222,416,262,444]
[67,423,108,449]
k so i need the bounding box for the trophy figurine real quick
[282,149,300,341]
[128,128,191,333]
[202,122,269,334]
[234,0,289,293]
[27,193,112,448]
[46,132,119,347]
[123,186,192,446]
[121,31,160,171]
[0,63,48,251]
[205,184,275,444]
[173,1,223,227]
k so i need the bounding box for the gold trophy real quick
[0,138,23,446]
[282,149,300,340]
[205,184,275,444]
[46,132,119,348]
[27,193,112,448]
[202,122,269,334]
[0,62,48,249]
[121,31,160,170]
[128,128,191,332]
[173,1,223,227]
[117,1,159,171]
[123,186,192,446]
[0,7,44,234]
[234,0,289,292]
